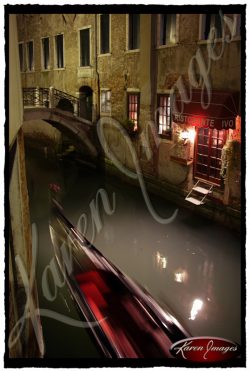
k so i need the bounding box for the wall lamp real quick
[180,128,196,145]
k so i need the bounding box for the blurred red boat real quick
[49,199,190,358]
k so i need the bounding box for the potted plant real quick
[122,118,137,137]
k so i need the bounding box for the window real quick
[100,14,110,54]
[55,34,64,68]
[159,14,177,45]
[157,94,172,139]
[42,37,50,70]
[200,14,223,40]
[128,93,140,130]
[128,14,140,50]
[26,41,34,71]
[80,28,90,66]
[100,90,111,113]
[18,43,25,72]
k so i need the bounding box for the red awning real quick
[172,89,239,130]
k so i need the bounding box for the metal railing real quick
[53,88,80,116]
[23,87,80,117]
[23,87,49,107]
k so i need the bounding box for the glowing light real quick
[189,298,203,321]
[188,128,196,143]
[180,130,189,140]
[156,251,168,269]
[161,257,167,269]
[156,251,161,264]
[180,128,196,144]
[174,270,187,283]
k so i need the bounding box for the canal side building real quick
[16,10,243,229]
[8,14,44,358]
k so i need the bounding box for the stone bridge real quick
[23,87,99,158]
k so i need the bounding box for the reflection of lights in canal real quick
[189,298,204,321]
[156,251,168,269]
[174,269,188,283]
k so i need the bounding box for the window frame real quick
[158,14,178,47]
[54,33,65,69]
[200,14,223,41]
[156,93,173,140]
[18,42,25,73]
[127,92,140,131]
[198,13,233,42]
[98,14,111,55]
[100,89,111,115]
[127,14,140,51]
[79,26,91,67]
[26,40,34,72]
[41,36,50,71]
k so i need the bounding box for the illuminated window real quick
[128,93,140,130]
[157,94,172,139]
[100,14,110,54]
[55,34,64,68]
[159,14,177,45]
[41,37,50,70]
[18,42,25,72]
[100,90,111,113]
[80,28,90,66]
[26,41,34,71]
[128,14,140,50]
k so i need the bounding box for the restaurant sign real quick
[172,89,238,130]
[173,113,235,130]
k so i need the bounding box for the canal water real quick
[25,147,242,357]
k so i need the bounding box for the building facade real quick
[9,15,44,358]
[16,11,243,229]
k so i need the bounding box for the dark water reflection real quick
[25,148,242,355]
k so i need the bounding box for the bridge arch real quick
[56,98,74,114]
[23,107,98,159]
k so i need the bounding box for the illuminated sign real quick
[173,114,236,130]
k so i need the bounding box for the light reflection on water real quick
[189,299,204,321]
[26,151,242,347]
[63,164,241,345]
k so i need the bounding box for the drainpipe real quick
[95,14,100,121]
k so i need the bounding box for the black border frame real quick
[5,3,246,368]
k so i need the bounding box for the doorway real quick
[194,127,227,185]
[79,86,93,121]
